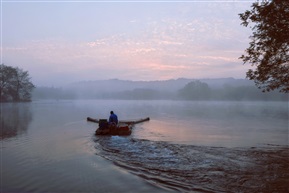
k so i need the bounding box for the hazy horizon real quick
[2,0,253,87]
[36,76,250,88]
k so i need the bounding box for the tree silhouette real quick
[178,80,211,100]
[0,64,35,102]
[239,0,289,93]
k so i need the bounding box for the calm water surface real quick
[1,100,288,192]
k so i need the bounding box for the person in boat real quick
[109,111,118,126]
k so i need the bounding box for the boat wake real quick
[93,136,289,193]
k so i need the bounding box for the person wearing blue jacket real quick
[109,111,118,125]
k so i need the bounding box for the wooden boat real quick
[87,117,150,136]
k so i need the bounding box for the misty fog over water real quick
[32,78,288,101]
[1,100,288,192]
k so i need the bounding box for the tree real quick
[178,80,211,100]
[0,64,35,102]
[239,0,289,93]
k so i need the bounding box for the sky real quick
[1,0,255,87]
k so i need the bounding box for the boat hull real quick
[95,124,132,136]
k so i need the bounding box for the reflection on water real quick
[1,100,288,193]
[130,101,288,147]
[0,103,32,139]
[1,100,168,193]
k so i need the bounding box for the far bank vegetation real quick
[32,79,287,101]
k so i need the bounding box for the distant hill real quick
[65,77,254,92]
[33,78,286,101]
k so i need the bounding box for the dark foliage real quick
[0,64,35,102]
[239,0,289,93]
[178,80,211,100]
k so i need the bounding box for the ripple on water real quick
[94,136,289,193]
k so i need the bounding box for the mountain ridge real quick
[65,77,254,92]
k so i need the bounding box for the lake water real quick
[1,100,288,192]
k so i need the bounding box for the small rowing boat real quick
[87,117,150,136]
